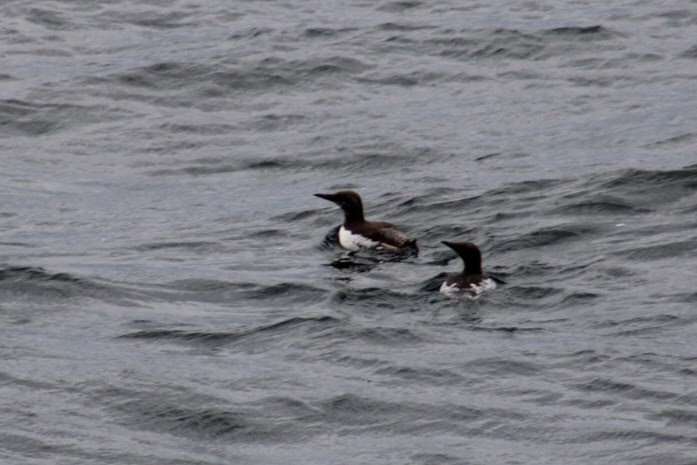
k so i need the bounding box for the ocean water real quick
[1,1,696,464]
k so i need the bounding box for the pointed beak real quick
[441,240,455,250]
[314,193,335,202]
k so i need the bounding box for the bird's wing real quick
[372,226,416,249]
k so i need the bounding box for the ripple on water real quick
[118,315,341,351]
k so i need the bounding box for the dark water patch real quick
[520,258,608,285]
[143,152,230,169]
[133,241,223,252]
[0,432,85,461]
[229,27,273,40]
[506,261,558,277]
[119,315,340,348]
[303,27,357,38]
[297,56,370,76]
[243,282,330,303]
[257,315,338,333]
[377,1,423,13]
[110,389,504,443]
[257,396,318,418]
[326,247,418,272]
[112,10,198,29]
[319,225,341,250]
[552,197,652,215]
[0,371,59,391]
[563,397,617,410]
[568,75,629,88]
[252,228,284,239]
[680,292,697,303]
[597,167,697,206]
[0,266,120,301]
[115,398,270,440]
[414,195,482,215]
[462,358,542,377]
[604,315,682,337]
[86,59,304,99]
[147,163,232,177]
[612,239,697,261]
[618,353,697,376]
[646,132,696,147]
[129,279,329,306]
[410,453,463,465]
[605,167,697,187]
[316,393,484,428]
[317,151,422,172]
[680,45,697,59]
[431,25,624,64]
[652,409,697,427]
[349,326,423,345]
[271,209,322,223]
[241,113,307,132]
[574,377,679,401]
[318,393,400,423]
[655,9,697,30]
[322,354,390,370]
[560,291,601,306]
[147,157,306,176]
[357,70,447,87]
[495,224,598,252]
[378,22,435,32]
[505,285,563,300]
[500,71,547,83]
[573,377,634,394]
[119,328,243,345]
[112,62,210,90]
[164,279,257,294]
[1,98,132,137]
[597,314,679,328]
[1,119,61,137]
[326,254,379,272]
[489,178,565,197]
[559,349,612,365]
[0,241,35,248]
[420,272,449,292]
[26,7,72,31]
[0,99,39,118]
[468,325,544,334]
[436,29,545,61]
[0,99,62,136]
[374,365,464,385]
[594,265,637,280]
[104,387,334,447]
[331,287,419,310]
[577,428,697,446]
[245,158,302,170]
[542,25,615,39]
[205,56,370,92]
[208,67,293,93]
[475,151,503,161]
[159,122,237,135]
[414,223,480,245]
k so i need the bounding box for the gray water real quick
[2,1,697,464]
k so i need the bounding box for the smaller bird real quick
[314,190,417,253]
[440,241,496,297]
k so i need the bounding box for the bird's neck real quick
[464,261,482,275]
[343,209,364,224]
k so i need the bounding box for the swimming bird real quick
[314,190,417,253]
[440,241,496,297]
